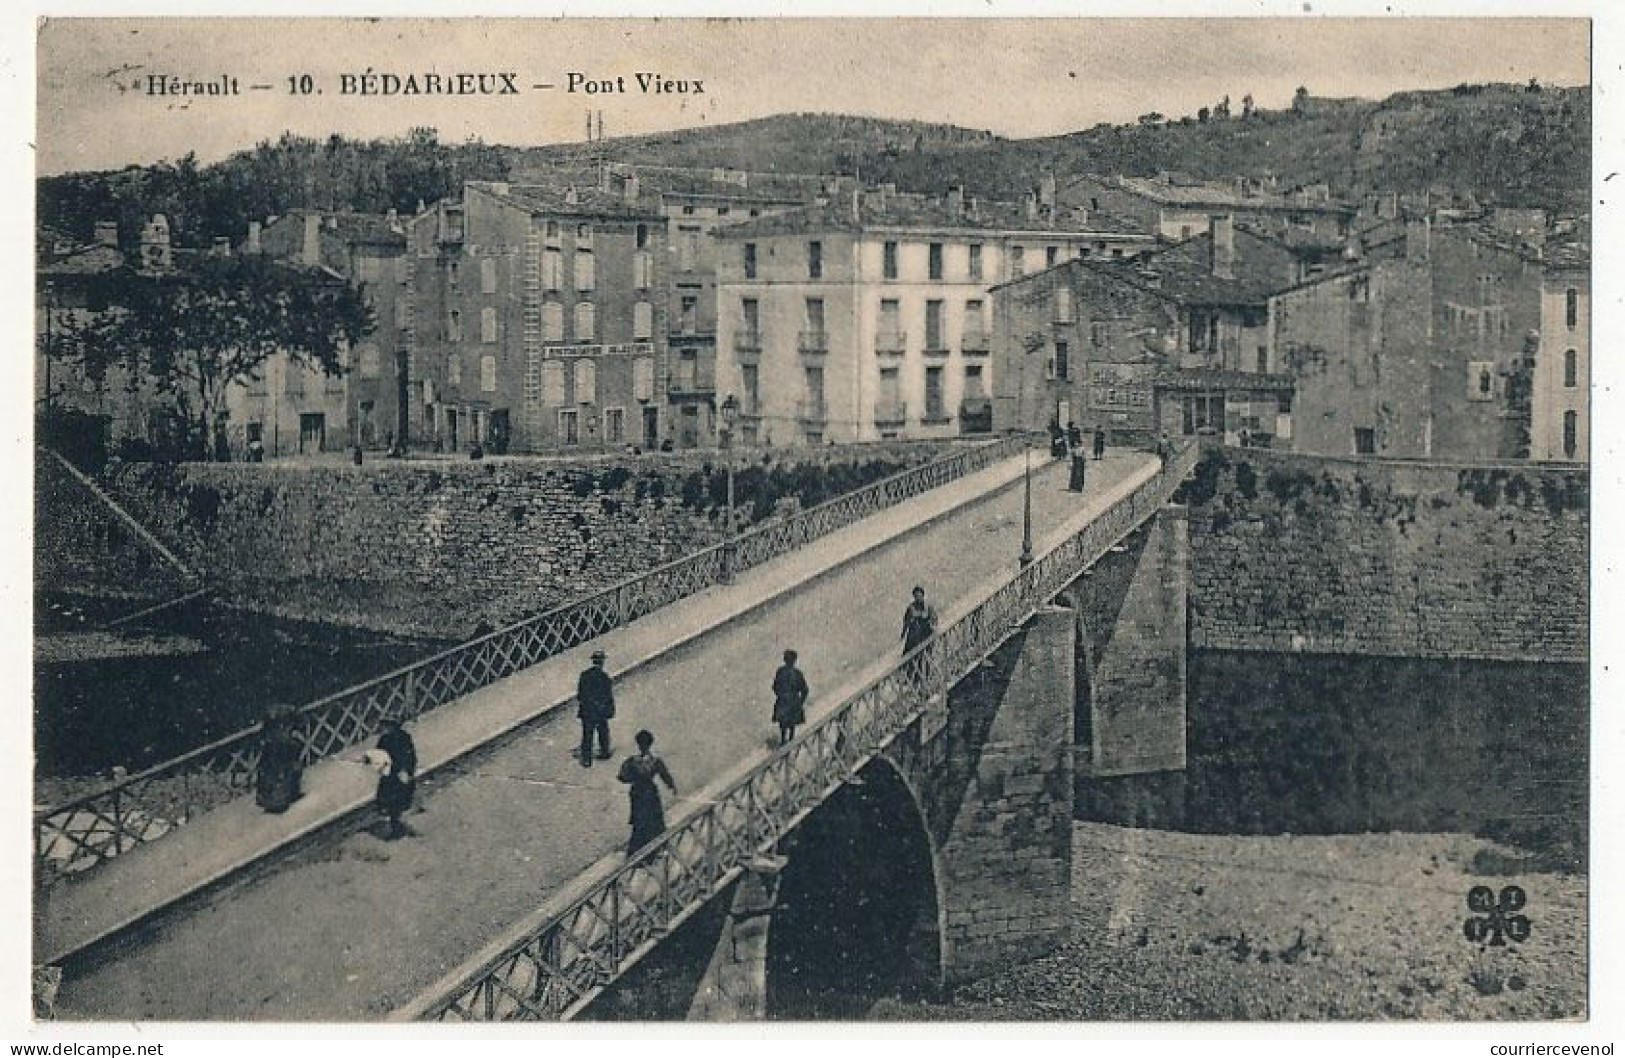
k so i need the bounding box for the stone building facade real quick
[713,187,1151,447]
[407,181,670,454]
[1531,247,1589,462]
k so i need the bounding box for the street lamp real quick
[1017,338,1035,569]
[719,393,739,583]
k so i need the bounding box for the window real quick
[1090,321,1110,348]
[544,221,560,244]
[576,223,594,247]
[359,346,380,379]
[879,299,901,342]
[636,224,649,249]
[741,298,760,340]
[542,302,564,342]
[928,243,943,280]
[741,363,760,406]
[1052,340,1070,381]
[965,299,985,325]
[968,244,983,281]
[574,359,597,404]
[1566,288,1578,329]
[1182,394,1223,435]
[481,307,498,343]
[634,301,653,340]
[1256,348,1269,374]
[480,354,497,392]
[1046,246,1059,267]
[1564,348,1578,388]
[681,205,695,216]
[633,252,653,290]
[604,406,625,444]
[574,302,596,342]
[925,300,945,350]
[924,365,946,420]
[633,358,655,403]
[883,242,899,280]
[1354,427,1376,455]
[480,257,497,294]
[448,309,462,342]
[807,240,823,279]
[678,226,701,272]
[558,408,580,445]
[541,361,566,404]
[574,248,595,291]
[964,364,985,398]
[449,355,462,386]
[743,243,757,279]
[679,295,699,334]
[1053,286,1073,323]
[805,297,825,335]
[1349,275,1371,303]
[1010,245,1025,277]
[1563,410,1578,458]
[543,248,563,290]
[1467,361,1495,402]
[717,206,730,217]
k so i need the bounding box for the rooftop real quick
[713,190,1145,240]
[273,210,408,249]
[1153,367,1296,393]
[1076,172,1354,216]
[469,181,667,222]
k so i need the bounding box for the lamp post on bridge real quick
[1017,336,1035,569]
[719,393,739,584]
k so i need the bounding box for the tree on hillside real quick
[1242,94,1256,119]
[1137,112,1166,126]
[1198,107,1211,124]
[55,256,374,460]
[1293,86,1311,115]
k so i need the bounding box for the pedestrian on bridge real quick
[577,649,616,768]
[618,729,677,856]
[1093,425,1107,461]
[772,649,810,745]
[902,586,939,686]
[374,718,417,840]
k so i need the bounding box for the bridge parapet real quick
[403,443,1200,1022]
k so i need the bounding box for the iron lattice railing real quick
[35,435,1033,881]
[406,442,1200,1022]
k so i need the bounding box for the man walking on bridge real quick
[578,649,616,768]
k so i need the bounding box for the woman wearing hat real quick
[617,729,676,856]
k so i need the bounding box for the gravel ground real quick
[875,823,1586,1022]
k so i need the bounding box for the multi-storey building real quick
[407,181,669,453]
[254,210,409,453]
[1531,244,1589,461]
[712,187,1151,447]
[992,216,1302,448]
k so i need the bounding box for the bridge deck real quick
[54,450,1156,1021]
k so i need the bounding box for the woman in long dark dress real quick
[771,649,810,745]
[255,709,303,814]
[617,729,677,856]
[375,718,418,839]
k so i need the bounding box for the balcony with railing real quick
[922,332,951,357]
[874,329,907,356]
[873,400,908,426]
[796,397,828,423]
[733,330,763,355]
[797,330,829,355]
[921,401,952,425]
[961,327,991,354]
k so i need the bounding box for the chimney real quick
[302,213,322,266]
[623,172,640,205]
[947,186,964,217]
[564,187,579,205]
[94,221,119,248]
[384,209,399,234]
[1405,216,1431,263]
[1024,190,1038,220]
[246,219,261,254]
[1210,214,1235,279]
[211,236,232,257]
[1040,172,1057,210]
[967,195,979,219]
[851,187,862,221]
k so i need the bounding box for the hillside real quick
[517,84,1591,213]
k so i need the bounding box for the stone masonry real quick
[1183,447,1587,662]
[64,442,959,637]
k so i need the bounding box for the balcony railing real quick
[922,335,950,357]
[796,398,828,422]
[874,329,907,355]
[873,400,908,425]
[733,331,763,354]
[961,328,991,353]
[921,403,952,424]
[797,331,829,355]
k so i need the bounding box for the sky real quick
[34,16,1590,175]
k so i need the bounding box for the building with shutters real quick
[406,181,669,454]
[711,185,1151,447]
[1531,243,1589,462]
